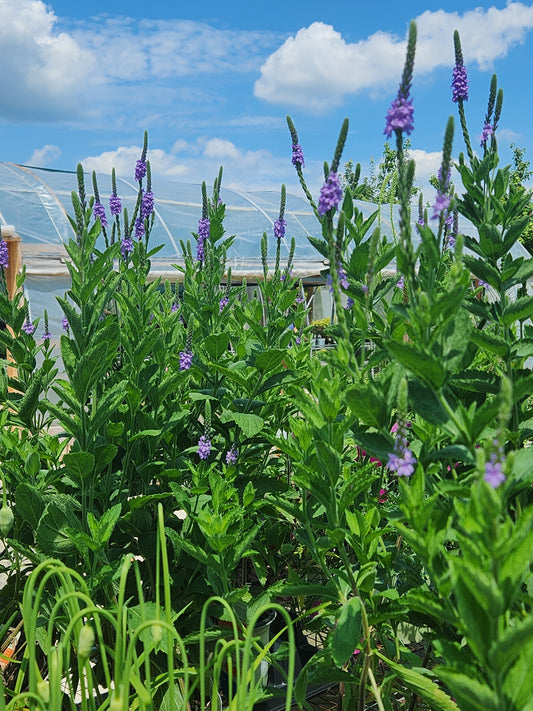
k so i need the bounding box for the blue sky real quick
[2,0,533,200]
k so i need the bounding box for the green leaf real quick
[378,654,459,711]
[345,384,388,429]
[220,411,264,438]
[15,483,45,530]
[385,341,446,387]
[203,332,230,360]
[329,597,363,668]
[488,616,533,675]
[435,668,499,711]
[35,501,82,556]
[253,348,287,374]
[501,295,533,326]
[62,451,95,483]
[17,372,42,427]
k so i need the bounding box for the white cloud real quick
[0,0,95,120]
[79,138,294,193]
[0,0,278,124]
[255,3,533,111]
[410,149,444,187]
[28,144,61,166]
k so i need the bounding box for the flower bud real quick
[0,505,14,537]
[37,679,50,703]
[78,624,95,659]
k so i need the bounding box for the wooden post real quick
[4,229,22,301]
[2,228,22,385]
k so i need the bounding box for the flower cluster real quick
[135,159,147,182]
[62,317,69,332]
[484,453,506,488]
[141,190,154,219]
[226,445,238,465]
[135,218,144,240]
[480,122,494,146]
[291,143,305,167]
[179,350,193,371]
[197,217,210,262]
[0,239,8,269]
[219,295,229,312]
[198,434,211,460]
[432,192,451,221]
[121,236,133,258]
[22,320,35,335]
[274,218,286,239]
[93,201,107,227]
[387,421,416,477]
[318,172,343,216]
[384,95,414,139]
[451,63,469,103]
[109,193,122,216]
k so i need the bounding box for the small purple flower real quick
[295,294,305,304]
[226,445,238,465]
[141,190,154,219]
[362,284,369,294]
[179,350,193,371]
[22,320,35,335]
[451,63,469,103]
[62,317,69,331]
[337,264,349,290]
[198,434,211,460]
[291,143,305,167]
[0,239,8,269]
[274,218,286,239]
[135,217,145,239]
[318,172,343,217]
[387,420,416,477]
[396,275,405,289]
[92,201,107,227]
[480,122,494,146]
[197,217,210,262]
[484,453,506,488]
[135,159,147,182]
[345,297,354,309]
[121,236,133,258]
[109,194,122,216]
[219,295,229,312]
[432,192,451,221]
[384,95,414,139]
[42,331,51,341]
[171,302,179,313]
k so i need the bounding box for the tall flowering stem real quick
[286,116,319,216]
[274,184,286,276]
[390,21,417,290]
[452,31,473,162]
[431,117,455,242]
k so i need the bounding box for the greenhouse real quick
[3,160,529,336]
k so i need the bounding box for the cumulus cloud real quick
[0,0,95,120]
[28,144,61,166]
[80,138,291,192]
[0,0,277,124]
[255,3,533,111]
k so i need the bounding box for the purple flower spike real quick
[480,122,494,146]
[121,236,133,258]
[387,420,416,477]
[0,239,8,269]
[384,95,414,139]
[318,172,343,216]
[42,331,51,341]
[226,445,238,465]
[93,201,107,227]
[219,295,229,312]
[109,194,122,216]
[135,217,145,239]
[274,218,286,239]
[432,192,451,221]
[22,321,35,335]
[62,317,69,331]
[197,217,210,262]
[198,434,211,460]
[291,143,305,167]
[179,350,193,371]
[135,159,147,182]
[484,453,506,488]
[141,190,154,219]
[451,63,469,103]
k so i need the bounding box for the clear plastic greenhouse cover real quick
[0,161,530,335]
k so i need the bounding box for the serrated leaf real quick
[15,482,45,530]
